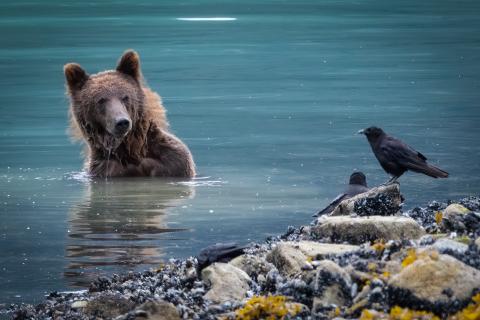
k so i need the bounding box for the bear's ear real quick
[64,63,89,92]
[116,50,141,81]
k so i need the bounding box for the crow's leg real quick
[381,176,399,186]
[386,176,399,185]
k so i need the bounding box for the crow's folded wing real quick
[314,193,347,217]
[381,136,428,168]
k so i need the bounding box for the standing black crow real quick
[314,171,369,216]
[358,126,448,183]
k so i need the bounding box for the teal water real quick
[1,0,479,304]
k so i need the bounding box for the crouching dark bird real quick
[314,171,369,217]
[196,242,247,271]
[358,126,448,183]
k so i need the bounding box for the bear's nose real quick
[115,118,131,134]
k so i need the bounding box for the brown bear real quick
[64,50,196,178]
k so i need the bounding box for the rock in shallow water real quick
[388,251,480,315]
[201,262,251,304]
[310,216,425,244]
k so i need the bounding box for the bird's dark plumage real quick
[196,242,246,271]
[359,126,448,182]
[314,171,369,216]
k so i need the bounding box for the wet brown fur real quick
[65,50,195,178]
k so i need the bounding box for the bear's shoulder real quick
[142,86,169,130]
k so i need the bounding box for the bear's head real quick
[64,50,147,153]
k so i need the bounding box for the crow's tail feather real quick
[410,162,449,178]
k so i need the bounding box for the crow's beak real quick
[357,129,365,135]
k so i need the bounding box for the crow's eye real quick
[97,98,107,105]
[122,96,129,103]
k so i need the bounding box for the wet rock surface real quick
[6,194,480,319]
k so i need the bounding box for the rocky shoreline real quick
[7,184,480,319]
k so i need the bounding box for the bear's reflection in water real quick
[65,178,194,287]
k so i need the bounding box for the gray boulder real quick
[131,301,180,320]
[201,262,251,304]
[267,242,309,276]
[388,252,480,314]
[311,216,425,244]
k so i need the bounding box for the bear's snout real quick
[104,97,132,138]
[114,118,131,136]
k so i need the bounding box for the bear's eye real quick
[122,95,129,103]
[97,98,107,105]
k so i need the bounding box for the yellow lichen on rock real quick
[359,307,440,320]
[359,309,378,320]
[434,211,443,225]
[401,249,417,268]
[235,295,302,320]
[372,239,386,252]
[401,248,440,269]
[359,293,480,320]
[368,262,378,272]
[389,306,440,320]
[450,293,480,320]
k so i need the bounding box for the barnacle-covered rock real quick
[229,254,275,281]
[201,263,251,304]
[440,203,471,233]
[266,241,360,276]
[131,300,180,320]
[234,295,305,319]
[266,242,309,276]
[311,216,425,244]
[330,183,402,216]
[291,241,360,258]
[388,251,480,315]
[430,238,468,254]
[303,260,352,310]
[84,294,136,318]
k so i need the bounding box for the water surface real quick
[1,0,479,304]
